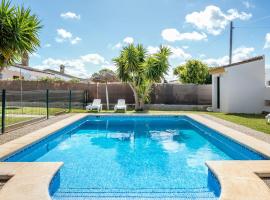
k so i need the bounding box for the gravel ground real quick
[0,113,74,145]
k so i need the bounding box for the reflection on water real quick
[15,117,232,189]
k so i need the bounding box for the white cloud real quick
[199,54,206,58]
[161,28,207,42]
[147,45,191,60]
[80,54,105,65]
[57,29,72,39]
[60,12,80,20]
[185,5,252,35]
[30,53,41,58]
[204,46,255,66]
[112,37,134,49]
[169,46,192,60]
[204,56,229,66]
[182,45,189,49]
[113,42,122,49]
[264,33,270,49]
[123,37,134,44]
[44,43,51,48]
[232,46,254,61]
[55,28,81,45]
[71,37,82,45]
[100,63,117,71]
[242,1,254,9]
[34,53,108,78]
[226,9,252,21]
[147,46,160,54]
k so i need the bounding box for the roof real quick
[209,56,264,75]
[43,69,83,80]
[12,64,54,75]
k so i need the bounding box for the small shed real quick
[209,56,266,114]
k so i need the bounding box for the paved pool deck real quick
[0,113,270,200]
[0,113,74,145]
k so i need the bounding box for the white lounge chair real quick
[114,99,127,112]
[86,99,102,112]
[266,114,270,124]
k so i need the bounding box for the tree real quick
[90,69,119,110]
[173,59,211,84]
[113,44,171,110]
[0,0,42,71]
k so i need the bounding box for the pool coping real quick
[0,113,269,200]
[0,162,63,200]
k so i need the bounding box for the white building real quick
[0,64,55,80]
[0,64,86,82]
[43,65,85,82]
[266,68,270,86]
[210,56,270,114]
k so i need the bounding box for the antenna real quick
[229,21,234,64]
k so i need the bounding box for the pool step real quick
[53,188,218,200]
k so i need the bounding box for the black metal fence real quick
[0,89,88,133]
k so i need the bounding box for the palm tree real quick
[0,0,42,72]
[113,44,171,110]
[91,69,119,110]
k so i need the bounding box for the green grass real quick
[2,107,67,115]
[0,107,66,128]
[207,113,270,134]
[0,117,34,128]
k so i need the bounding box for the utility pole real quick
[229,21,234,64]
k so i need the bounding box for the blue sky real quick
[12,0,270,79]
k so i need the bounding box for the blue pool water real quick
[3,116,267,200]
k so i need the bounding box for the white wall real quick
[212,57,265,114]
[266,69,270,85]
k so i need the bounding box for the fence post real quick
[46,89,49,119]
[69,90,72,112]
[84,90,88,108]
[1,89,6,134]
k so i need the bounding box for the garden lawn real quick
[1,117,34,128]
[3,107,66,116]
[208,113,270,135]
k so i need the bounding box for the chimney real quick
[60,64,65,74]
[21,52,29,66]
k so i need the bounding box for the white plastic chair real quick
[86,99,102,112]
[266,114,270,124]
[114,99,127,112]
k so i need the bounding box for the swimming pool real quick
[3,115,267,200]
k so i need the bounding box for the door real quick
[217,76,220,109]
